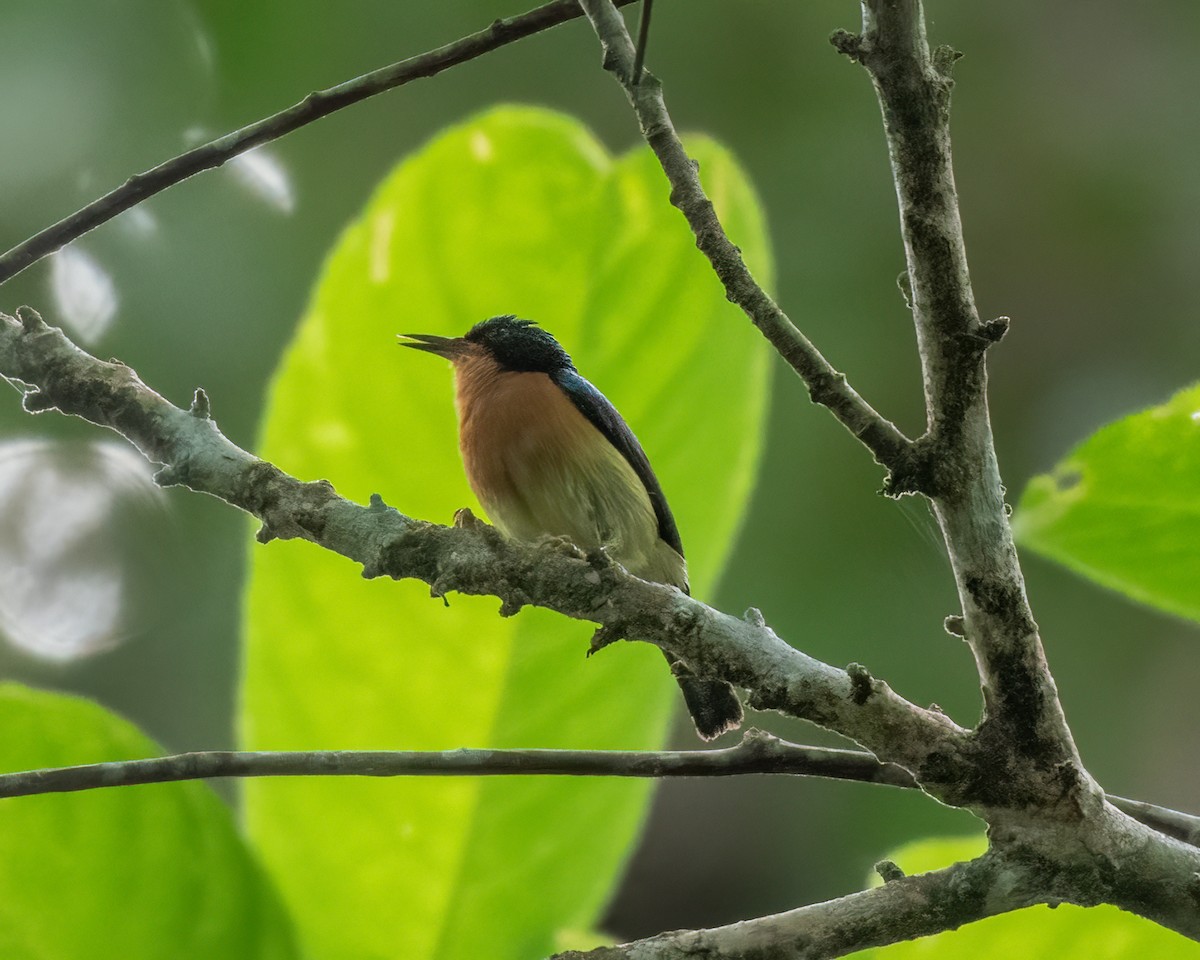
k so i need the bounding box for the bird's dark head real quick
[400,316,575,373]
[462,316,574,373]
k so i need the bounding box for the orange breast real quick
[452,355,671,582]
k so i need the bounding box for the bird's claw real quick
[453,507,484,530]
[537,534,586,559]
[585,545,616,570]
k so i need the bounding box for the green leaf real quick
[851,834,1193,958]
[240,106,772,960]
[1013,383,1200,622]
[0,683,298,960]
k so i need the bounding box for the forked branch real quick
[577,0,913,476]
[576,0,1200,946]
[1,0,1199,950]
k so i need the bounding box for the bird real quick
[400,315,743,740]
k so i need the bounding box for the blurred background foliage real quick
[0,0,1198,944]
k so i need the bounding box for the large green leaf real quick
[0,683,298,960]
[850,835,1193,958]
[241,106,772,960]
[1013,383,1200,622]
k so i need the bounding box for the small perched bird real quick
[401,315,743,740]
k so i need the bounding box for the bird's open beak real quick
[397,333,468,359]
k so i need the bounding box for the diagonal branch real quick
[581,0,1076,796]
[575,0,912,476]
[0,0,639,287]
[0,308,969,792]
[551,853,1026,960]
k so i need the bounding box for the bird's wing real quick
[552,369,684,559]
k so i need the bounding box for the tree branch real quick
[575,0,913,476]
[5,311,1197,928]
[832,0,1083,797]
[820,0,1200,940]
[0,731,916,799]
[1109,795,1200,848]
[3,1,1198,943]
[576,0,1200,945]
[0,0,638,287]
[3,723,1196,854]
[552,853,1027,959]
[0,308,970,790]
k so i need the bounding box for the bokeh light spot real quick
[0,439,165,662]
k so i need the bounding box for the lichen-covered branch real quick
[575,0,912,475]
[0,0,640,286]
[0,309,968,786]
[831,0,1082,791]
[576,0,1200,947]
[2,0,1198,948]
[552,853,1026,960]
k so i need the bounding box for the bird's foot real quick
[536,534,586,560]
[584,545,616,570]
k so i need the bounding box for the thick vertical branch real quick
[835,0,1081,783]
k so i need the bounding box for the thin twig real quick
[0,0,639,287]
[3,729,1195,853]
[1109,795,1200,849]
[576,0,912,474]
[631,0,654,83]
[0,731,914,799]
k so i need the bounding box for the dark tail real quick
[666,653,743,741]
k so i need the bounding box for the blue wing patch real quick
[552,369,684,559]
